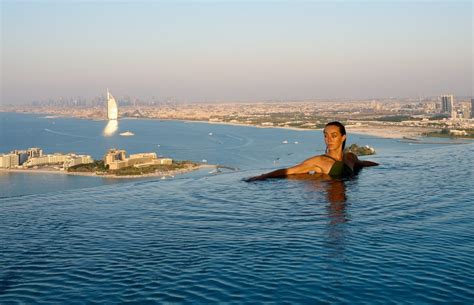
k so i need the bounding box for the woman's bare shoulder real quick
[303,154,324,162]
[302,154,331,165]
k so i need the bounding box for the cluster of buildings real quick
[439,95,474,120]
[103,148,172,170]
[0,146,174,171]
[0,147,93,169]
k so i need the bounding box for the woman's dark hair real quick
[325,121,346,150]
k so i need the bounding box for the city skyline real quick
[2,0,472,104]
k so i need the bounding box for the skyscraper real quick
[441,95,454,117]
[471,98,474,119]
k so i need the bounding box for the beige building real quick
[27,148,43,158]
[104,149,126,165]
[23,153,93,168]
[63,155,94,168]
[0,154,20,168]
[449,129,468,136]
[104,148,172,170]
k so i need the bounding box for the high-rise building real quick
[441,95,454,117]
[0,154,20,168]
[27,147,43,158]
[471,98,474,119]
[104,148,126,165]
[11,150,29,165]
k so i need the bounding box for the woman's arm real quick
[244,168,289,182]
[244,157,323,182]
[358,160,379,167]
[344,152,379,170]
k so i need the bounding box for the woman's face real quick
[324,125,346,151]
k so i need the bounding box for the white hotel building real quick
[0,154,20,168]
[23,154,93,168]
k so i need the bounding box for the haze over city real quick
[1,0,472,104]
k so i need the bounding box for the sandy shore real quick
[346,126,436,139]
[205,120,437,139]
[2,109,438,139]
[0,164,215,179]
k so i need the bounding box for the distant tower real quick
[471,98,474,119]
[441,95,454,118]
[107,89,118,120]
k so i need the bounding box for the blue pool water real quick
[0,112,473,303]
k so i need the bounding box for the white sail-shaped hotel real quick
[107,89,118,120]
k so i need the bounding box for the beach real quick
[0,164,215,179]
[346,125,435,139]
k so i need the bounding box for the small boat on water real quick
[120,131,135,136]
[282,140,288,144]
[209,168,222,174]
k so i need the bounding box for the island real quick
[0,147,213,179]
[344,144,376,156]
[68,159,205,178]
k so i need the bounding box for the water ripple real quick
[1,142,473,303]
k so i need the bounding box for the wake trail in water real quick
[44,128,97,140]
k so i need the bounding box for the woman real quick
[245,121,378,181]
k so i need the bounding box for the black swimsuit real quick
[323,155,353,178]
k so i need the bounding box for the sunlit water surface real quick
[0,113,473,304]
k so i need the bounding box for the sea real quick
[0,112,473,304]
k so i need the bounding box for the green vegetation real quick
[67,160,199,176]
[428,114,449,120]
[344,144,376,156]
[374,115,418,122]
[220,113,330,129]
[424,129,474,139]
[67,160,108,172]
[109,161,198,176]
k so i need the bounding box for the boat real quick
[208,132,213,136]
[107,89,118,120]
[209,168,222,174]
[282,140,288,144]
[120,131,135,136]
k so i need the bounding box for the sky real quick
[1,0,472,104]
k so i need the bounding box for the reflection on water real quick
[103,120,118,136]
[287,173,347,204]
[324,180,348,259]
[1,113,473,304]
[288,174,348,256]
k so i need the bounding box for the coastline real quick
[0,164,215,179]
[0,110,439,139]
[346,126,434,139]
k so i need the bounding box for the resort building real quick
[449,129,468,136]
[104,148,172,170]
[23,153,93,168]
[63,155,95,168]
[27,147,43,158]
[0,154,20,168]
[104,149,127,165]
[11,150,29,165]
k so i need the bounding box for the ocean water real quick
[0,112,473,304]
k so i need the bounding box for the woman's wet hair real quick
[325,121,346,150]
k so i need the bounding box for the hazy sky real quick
[1,0,472,104]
